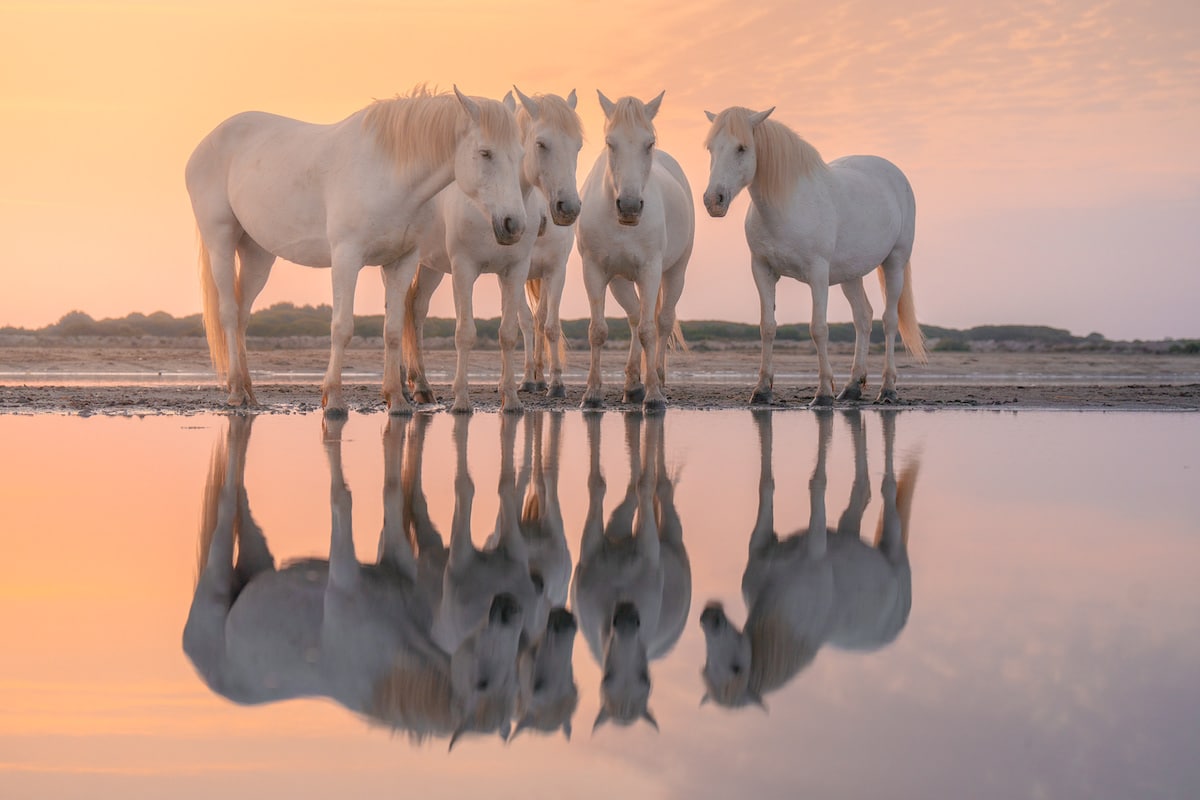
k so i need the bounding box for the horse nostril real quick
[717,193,725,206]
[637,199,644,213]
[504,216,519,235]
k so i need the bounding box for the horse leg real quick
[232,238,276,406]
[877,254,906,403]
[381,254,419,414]
[610,277,645,404]
[542,267,568,398]
[404,266,443,405]
[581,262,609,409]
[635,264,666,413]
[519,281,539,393]
[807,267,837,407]
[450,261,480,414]
[497,266,526,413]
[321,251,363,417]
[838,278,873,402]
[205,237,250,407]
[750,256,778,405]
[656,256,689,388]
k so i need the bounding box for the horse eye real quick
[533,678,546,692]
[476,678,490,691]
[646,139,656,151]
[731,664,742,676]
[536,140,548,151]
[480,149,493,160]
[639,670,650,685]
[737,144,747,154]
[602,669,613,683]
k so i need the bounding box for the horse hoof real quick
[809,394,835,409]
[643,398,667,415]
[520,381,538,393]
[413,389,436,405]
[623,385,646,404]
[547,383,566,399]
[323,405,349,420]
[580,396,604,410]
[387,402,414,417]
[877,389,899,404]
[749,390,772,405]
[837,384,863,402]
[450,403,473,415]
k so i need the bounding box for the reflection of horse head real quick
[572,413,691,732]
[701,410,918,710]
[182,414,525,746]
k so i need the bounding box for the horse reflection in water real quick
[573,413,691,732]
[182,413,554,746]
[700,410,918,709]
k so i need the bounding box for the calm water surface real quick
[1,409,1197,799]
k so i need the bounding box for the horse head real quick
[512,606,579,741]
[597,90,664,226]
[451,86,527,245]
[448,591,526,749]
[593,600,657,732]
[698,601,764,710]
[701,105,774,217]
[513,87,583,226]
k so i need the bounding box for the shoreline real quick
[1,343,1198,415]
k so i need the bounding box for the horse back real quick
[826,155,915,274]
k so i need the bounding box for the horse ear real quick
[502,91,516,113]
[513,86,540,120]
[699,691,712,707]
[642,708,659,732]
[749,690,768,712]
[566,89,578,110]
[453,85,482,126]
[562,719,572,741]
[705,110,717,123]
[592,706,610,733]
[749,107,775,127]
[499,719,512,741]
[644,90,666,120]
[597,90,616,119]
[448,723,468,751]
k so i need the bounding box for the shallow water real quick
[1,409,1198,799]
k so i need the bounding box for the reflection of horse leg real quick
[838,278,873,402]
[806,411,833,558]
[579,414,606,561]
[874,410,916,564]
[323,416,359,591]
[378,418,417,581]
[605,413,642,540]
[750,256,778,405]
[834,410,871,539]
[636,416,662,564]
[610,278,645,404]
[402,414,446,603]
[748,410,776,557]
[380,253,419,414]
[233,239,276,406]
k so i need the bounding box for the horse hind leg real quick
[837,277,873,403]
[232,238,277,406]
[875,253,910,404]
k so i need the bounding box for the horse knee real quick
[589,320,608,348]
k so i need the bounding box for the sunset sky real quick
[1,0,1197,340]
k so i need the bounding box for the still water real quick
[1,409,1197,799]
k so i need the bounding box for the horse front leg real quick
[542,267,568,398]
[381,254,419,415]
[450,262,479,414]
[838,277,873,402]
[518,281,539,393]
[321,253,363,417]
[635,265,666,413]
[610,277,644,404]
[498,266,527,413]
[750,256,778,405]
[808,267,837,407]
[581,262,609,409]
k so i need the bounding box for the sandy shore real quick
[1,339,1197,415]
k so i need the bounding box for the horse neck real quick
[747,127,830,221]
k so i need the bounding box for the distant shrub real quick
[933,338,971,352]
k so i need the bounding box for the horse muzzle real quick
[615,196,643,226]
[703,189,729,218]
[550,195,581,226]
[492,213,526,245]
[700,602,727,631]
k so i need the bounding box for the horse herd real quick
[186,87,928,416]
[183,410,918,746]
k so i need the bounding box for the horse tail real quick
[527,277,570,363]
[198,232,230,380]
[877,260,927,364]
[874,456,920,549]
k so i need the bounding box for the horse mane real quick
[369,655,457,743]
[605,96,657,137]
[746,608,818,697]
[361,87,519,173]
[705,107,828,206]
[517,93,584,142]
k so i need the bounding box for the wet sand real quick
[1,340,1197,415]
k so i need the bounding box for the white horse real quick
[185,87,527,415]
[182,415,525,746]
[576,91,695,413]
[572,413,691,731]
[702,106,928,406]
[700,410,918,709]
[403,89,584,412]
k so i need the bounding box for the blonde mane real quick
[362,88,520,173]
[369,656,457,743]
[705,107,828,206]
[517,93,584,142]
[605,96,657,137]
[704,610,818,708]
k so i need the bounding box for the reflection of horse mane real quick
[370,658,456,741]
[740,611,819,703]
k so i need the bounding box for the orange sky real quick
[1,0,1197,339]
